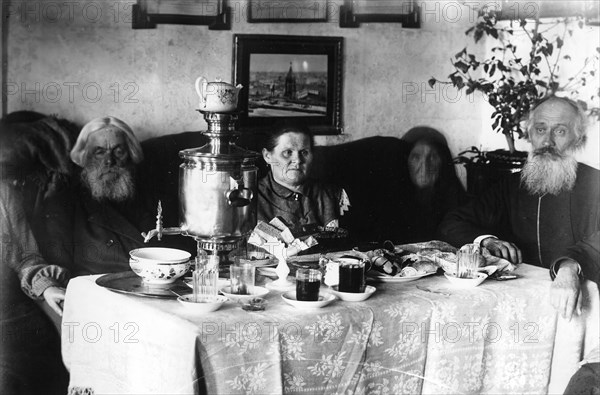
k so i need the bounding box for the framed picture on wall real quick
[233,34,343,135]
[247,0,328,22]
[339,0,419,28]
[132,0,230,30]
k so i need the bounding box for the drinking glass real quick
[457,250,480,279]
[296,268,321,301]
[193,254,218,301]
[230,263,255,295]
[337,258,366,293]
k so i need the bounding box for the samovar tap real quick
[141,200,182,242]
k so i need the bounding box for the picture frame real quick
[247,0,328,22]
[233,34,343,135]
[132,0,230,30]
[339,0,419,28]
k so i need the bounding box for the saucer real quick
[219,286,270,302]
[444,272,488,288]
[177,294,228,313]
[329,285,376,302]
[281,291,335,309]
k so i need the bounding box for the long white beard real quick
[81,164,135,202]
[520,148,578,196]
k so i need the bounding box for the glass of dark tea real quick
[338,258,366,293]
[296,268,321,301]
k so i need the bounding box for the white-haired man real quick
[35,116,158,316]
[438,96,599,322]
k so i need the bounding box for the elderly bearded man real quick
[438,96,599,321]
[33,117,164,316]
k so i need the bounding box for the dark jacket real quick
[39,182,164,277]
[257,172,343,231]
[438,163,600,284]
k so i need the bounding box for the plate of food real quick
[367,253,440,283]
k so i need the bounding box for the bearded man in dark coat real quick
[438,96,599,318]
[35,116,160,316]
[438,96,600,394]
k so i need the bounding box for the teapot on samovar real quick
[195,76,243,113]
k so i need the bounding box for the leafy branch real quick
[429,10,599,153]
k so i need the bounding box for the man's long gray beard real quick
[520,148,578,196]
[81,164,135,202]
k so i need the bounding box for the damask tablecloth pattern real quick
[62,264,598,395]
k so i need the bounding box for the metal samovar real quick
[144,110,260,269]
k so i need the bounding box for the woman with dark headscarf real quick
[401,127,468,242]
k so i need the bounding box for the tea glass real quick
[456,250,480,279]
[193,255,218,301]
[337,258,366,293]
[296,268,321,301]
[230,263,255,295]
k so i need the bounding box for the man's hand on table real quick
[550,260,582,322]
[481,237,522,264]
[43,286,66,317]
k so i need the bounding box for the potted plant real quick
[430,8,599,195]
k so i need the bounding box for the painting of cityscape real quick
[248,54,328,117]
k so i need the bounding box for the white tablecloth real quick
[61,264,599,394]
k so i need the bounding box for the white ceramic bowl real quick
[177,294,228,313]
[330,285,376,302]
[129,247,192,284]
[281,291,336,309]
[219,286,270,302]
[130,247,191,264]
[444,272,488,288]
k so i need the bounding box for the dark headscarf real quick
[401,126,467,242]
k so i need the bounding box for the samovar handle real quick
[195,77,208,108]
[226,187,253,207]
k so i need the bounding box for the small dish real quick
[219,286,270,302]
[442,265,498,277]
[184,277,229,289]
[444,272,488,288]
[281,291,335,309]
[240,297,268,311]
[329,285,376,302]
[177,294,228,313]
